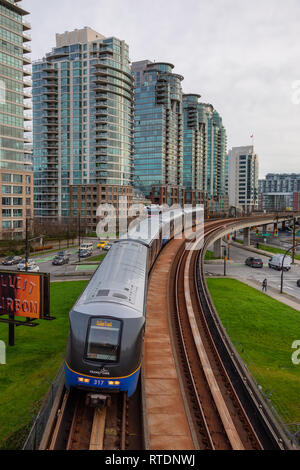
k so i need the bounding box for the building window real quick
[13,174,22,183]
[2,174,11,182]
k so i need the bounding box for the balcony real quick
[22,20,31,31]
[23,44,31,54]
[22,32,31,42]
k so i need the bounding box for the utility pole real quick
[78,213,81,263]
[67,220,70,249]
[224,246,227,277]
[25,218,29,272]
[292,217,296,265]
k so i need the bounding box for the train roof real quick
[124,207,196,246]
[74,241,148,316]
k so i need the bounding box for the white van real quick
[80,242,93,253]
[268,254,291,271]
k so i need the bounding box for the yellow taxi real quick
[97,241,108,249]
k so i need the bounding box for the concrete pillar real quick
[243,227,250,246]
[213,238,222,259]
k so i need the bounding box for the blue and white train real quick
[65,207,202,397]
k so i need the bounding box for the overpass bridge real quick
[211,212,300,258]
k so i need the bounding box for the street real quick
[205,243,300,300]
[0,238,104,280]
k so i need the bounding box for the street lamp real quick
[25,218,44,272]
[280,242,299,294]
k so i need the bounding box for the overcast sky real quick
[23,0,300,178]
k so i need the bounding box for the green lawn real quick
[87,253,107,263]
[0,280,88,449]
[257,243,300,260]
[207,278,300,436]
[205,250,221,260]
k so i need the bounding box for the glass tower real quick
[198,103,227,200]
[132,61,184,205]
[33,27,134,220]
[0,0,33,239]
[182,94,207,204]
[132,61,227,207]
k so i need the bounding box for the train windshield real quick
[86,318,121,363]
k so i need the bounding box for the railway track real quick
[197,219,291,450]
[168,222,262,449]
[40,379,144,450]
[163,217,292,450]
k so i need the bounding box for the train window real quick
[86,318,121,363]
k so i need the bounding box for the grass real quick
[86,253,107,263]
[0,280,88,449]
[205,250,220,260]
[207,278,300,435]
[256,243,300,260]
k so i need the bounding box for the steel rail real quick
[197,218,293,450]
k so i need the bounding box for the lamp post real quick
[24,218,44,272]
[292,217,296,265]
[78,213,81,263]
[280,242,299,294]
[223,246,227,277]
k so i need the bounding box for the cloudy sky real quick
[23,0,300,177]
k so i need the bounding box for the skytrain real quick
[65,207,202,397]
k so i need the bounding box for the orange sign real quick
[0,272,49,319]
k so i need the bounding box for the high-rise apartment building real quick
[182,94,206,205]
[132,60,227,208]
[228,146,259,213]
[259,173,300,212]
[33,27,134,221]
[0,0,33,239]
[132,60,185,206]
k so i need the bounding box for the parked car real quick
[2,256,22,266]
[52,255,69,266]
[245,257,263,268]
[79,249,91,259]
[17,259,40,272]
[103,243,113,252]
[25,264,40,273]
[268,254,291,271]
[57,251,71,257]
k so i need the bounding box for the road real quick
[0,238,104,280]
[205,243,300,300]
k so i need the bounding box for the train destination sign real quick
[0,271,51,346]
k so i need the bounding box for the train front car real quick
[65,240,148,397]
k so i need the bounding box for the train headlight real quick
[78,377,90,384]
[108,380,121,386]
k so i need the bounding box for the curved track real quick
[167,220,261,449]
